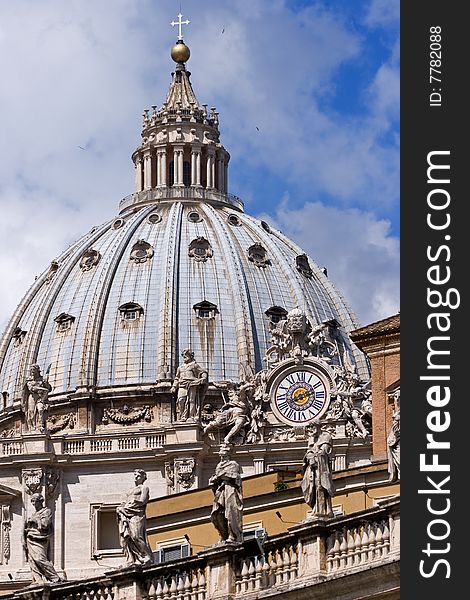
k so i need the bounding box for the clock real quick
[271,366,330,425]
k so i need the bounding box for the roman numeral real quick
[315,391,325,399]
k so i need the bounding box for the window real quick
[248,243,270,267]
[90,504,121,558]
[193,301,218,320]
[188,237,213,262]
[12,327,27,347]
[295,254,313,278]
[227,214,241,226]
[54,313,75,333]
[130,240,154,264]
[112,218,125,230]
[260,220,271,233]
[119,303,144,322]
[183,161,190,187]
[147,213,162,224]
[154,537,191,564]
[188,211,202,223]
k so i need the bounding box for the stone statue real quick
[204,381,252,444]
[21,364,52,433]
[266,309,336,365]
[301,424,335,517]
[171,349,208,421]
[209,445,243,543]
[23,493,62,584]
[326,353,372,439]
[387,390,400,482]
[116,469,153,567]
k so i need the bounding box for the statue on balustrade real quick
[387,389,400,482]
[209,445,243,543]
[116,469,153,566]
[23,493,62,584]
[301,423,335,518]
[21,364,52,433]
[171,349,208,422]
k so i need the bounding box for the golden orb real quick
[171,41,190,63]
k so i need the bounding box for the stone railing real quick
[119,186,244,213]
[59,432,166,455]
[9,498,399,600]
[0,432,166,458]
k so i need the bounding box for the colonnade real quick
[134,146,228,193]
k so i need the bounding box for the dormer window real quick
[130,240,154,264]
[80,248,101,272]
[296,254,313,278]
[193,301,218,320]
[119,302,144,323]
[12,327,27,347]
[248,244,270,268]
[188,237,213,262]
[265,306,288,324]
[54,313,75,333]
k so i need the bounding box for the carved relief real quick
[45,471,60,497]
[22,469,43,495]
[46,412,75,434]
[80,248,101,272]
[165,462,175,491]
[324,352,372,440]
[130,239,154,264]
[248,243,270,268]
[188,237,213,262]
[102,404,153,426]
[175,458,196,489]
[1,506,11,564]
[266,308,336,366]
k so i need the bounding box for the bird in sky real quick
[78,146,86,150]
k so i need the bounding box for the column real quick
[196,151,201,186]
[173,146,184,187]
[206,150,215,189]
[134,158,143,192]
[161,148,167,186]
[143,153,152,190]
[156,152,161,187]
[178,149,184,186]
[224,161,228,193]
[191,147,202,187]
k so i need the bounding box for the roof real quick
[350,313,400,342]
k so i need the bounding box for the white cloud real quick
[260,198,400,325]
[0,0,399,333]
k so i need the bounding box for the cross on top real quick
[171,13,190,41]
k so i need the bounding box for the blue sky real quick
[0,0,399,329]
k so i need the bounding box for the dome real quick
[0,35,368,411]
[0,189,367,405]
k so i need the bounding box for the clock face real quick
[271,368,330,425]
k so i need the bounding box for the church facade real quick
[0,17,399,599]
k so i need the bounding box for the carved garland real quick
[46,412,75,434]
[102,405,153,425]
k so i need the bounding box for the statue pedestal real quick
[198,542,243,599]
[22,432,51,454]
[288,518,331,578]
